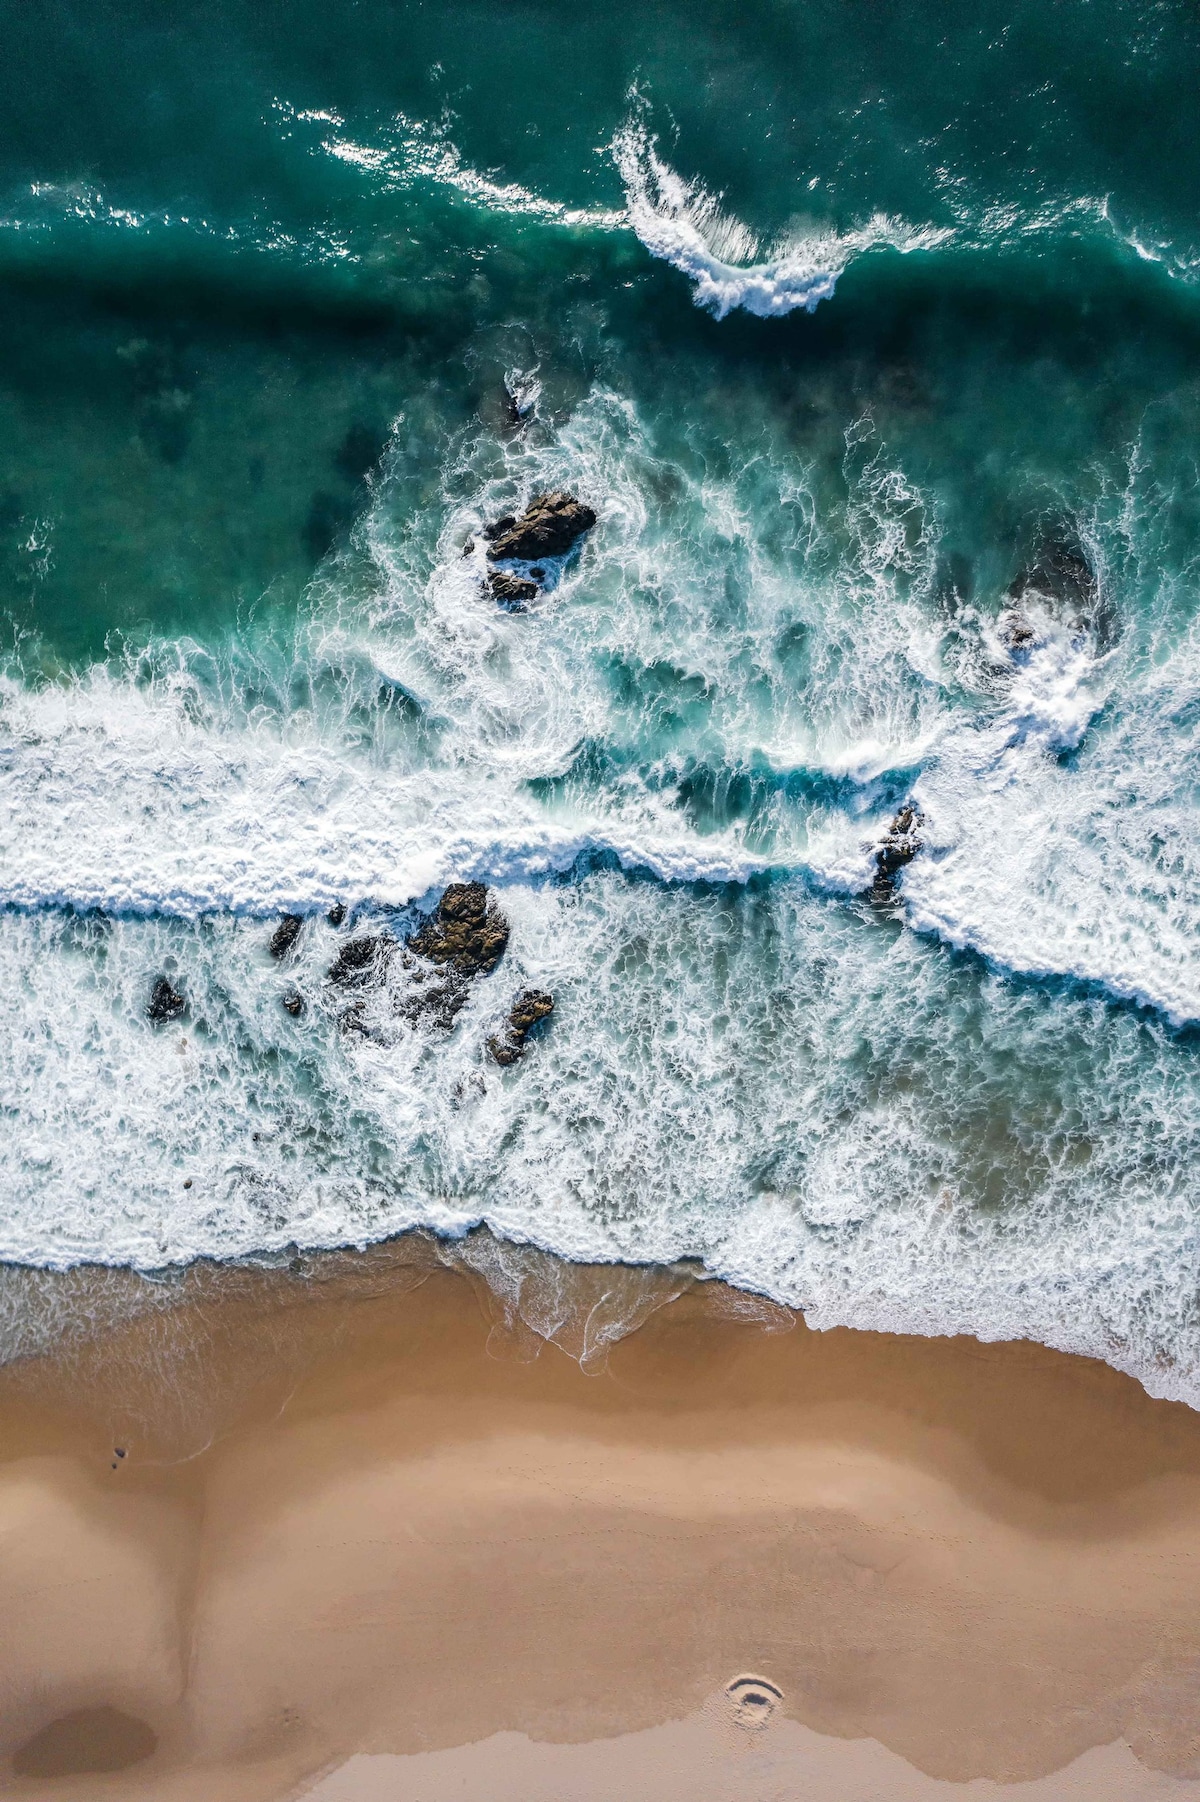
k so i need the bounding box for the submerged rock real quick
[327,934,395,988]
[484,491,596,564]
[868,804,922,906]
[269,914,303,959]
[1008,538,1096,611]
[147,976,186,1024]
[488,989,554,1066]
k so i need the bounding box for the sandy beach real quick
[0,1244,1198,1800]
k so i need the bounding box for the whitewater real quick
[2,347,1199,1407]
[3,17,1200,1414]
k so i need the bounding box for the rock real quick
[868,805,922,906]
[281,990,305,1017]
[406,882,509,979]
[327,935,395,987]
[488,569,539,609]
[401,884,510,1031]
[327,903,346,927]
[269,914,303,959]
[1008,538,1096,610]
[484,492,596,564]
[147,976,186,1023]
[322,888,509,1035]
[488,989,554,1065]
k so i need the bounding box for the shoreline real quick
[3,1244,1200,1797]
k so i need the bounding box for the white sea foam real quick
[612,119,952,318]
[1,385,1198,1407]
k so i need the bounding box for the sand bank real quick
[2,1241,1200,1799]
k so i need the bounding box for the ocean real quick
[2,0,1199,1400]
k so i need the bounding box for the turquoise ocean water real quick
[2,0,1200,1396]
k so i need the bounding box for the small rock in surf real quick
[147,976,186,1023]
[868,804,922,906]
[269,914,303,959]
[488,569,540,609]
[327,902,346,927]
[488,989,554,1065]
[281,990,306,1017]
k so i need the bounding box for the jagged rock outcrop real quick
[868,804,922,906]
[406,882,509,979]
[281,989,305,1017]
[147,976,186,1023]
[488,989,554,1066]
[327,934,395,988]
[269,914,303,959]
[484,492,596,564]
[324,885,510,1035]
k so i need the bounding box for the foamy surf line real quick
[611,119,952,318]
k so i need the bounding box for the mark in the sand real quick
[724,1674,783,1729]
[12,1707,157,1778]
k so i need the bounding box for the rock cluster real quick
[488,989,554,1066]
[868,804,922,906]
[325,883,512,1036]
[407,882,509,978]
[477,491,596,610]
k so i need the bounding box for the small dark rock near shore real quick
[147,976,186,1023]
[327,902,346,927]
[868,804,922,906]
[488,989,554,1065]
[281,990,305,1017]
[269,914,303,959]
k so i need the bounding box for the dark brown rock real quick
[484,492,596,564]
[488,569,539,609]
[1008,538,1096,609]
[269,914,303,959]
[488,989,554,1065]
[147,976,185,1023]
[406,883,509,979]
[868,804,922,906]
[281,990,306,1017]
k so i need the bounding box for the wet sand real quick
[3,1242,1200,1799]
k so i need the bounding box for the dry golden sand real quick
[2,1244,1200,1799]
